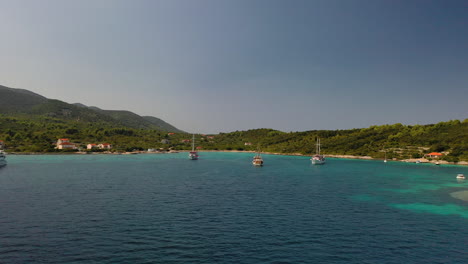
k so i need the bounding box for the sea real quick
[0,152,467,264]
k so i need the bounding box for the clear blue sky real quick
[1,0,467,133]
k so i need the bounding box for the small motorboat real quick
[456,174,465,180]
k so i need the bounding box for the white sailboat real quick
[384,151,387,163]
[188,134,199,160]
[311,138,325,165]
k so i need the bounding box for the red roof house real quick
[57,142,77,150]
[425,152,443,158]
[87,144,98,150]
[56,138,72,148]
[98,143,112,149]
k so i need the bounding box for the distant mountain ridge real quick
[84,106,183,132]
[0,85,184,133]
[0,85,48,112]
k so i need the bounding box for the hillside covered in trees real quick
[0,114,466,162]
[0,85,184,133]
[207,119,467,162]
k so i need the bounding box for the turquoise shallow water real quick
[0,152,467,263]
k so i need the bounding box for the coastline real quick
[198,150,468,165]
[5,150,468,166]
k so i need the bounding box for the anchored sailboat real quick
[188,134,199,160]
[311,138,325,165]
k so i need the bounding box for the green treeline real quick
[0,115,467,162]
[208,120,467,162]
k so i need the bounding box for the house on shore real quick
[98,143,112,149]
[244,142,252,146]
[57,138,69,145]
[425,152,443,158]
[56,138,77,150]
[0,140,4,149]
[58,142,77,150]
[87,144,98,150]
[161,139,170,144]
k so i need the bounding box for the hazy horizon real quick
[1,0,467,133]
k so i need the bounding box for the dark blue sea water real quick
[0,152,467,264]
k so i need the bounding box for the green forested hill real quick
[0,113,465,162]
[0,85,183,132]
[0,85,466,161]
[73,103,184,132]
[0,85,48,112]
[0,115,167,152]
[92,109,184,132]
[200,120,468,162]
[142,116,185,133]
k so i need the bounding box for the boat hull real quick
[252,158,263,166]
[311,155,325,165]
[311,159,325,165]
[0,160,6,167]
[189,152,199,160]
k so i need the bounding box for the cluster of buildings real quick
[56,138,112,150]
[86,143,112,150]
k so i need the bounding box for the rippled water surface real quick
[1,153,467,263]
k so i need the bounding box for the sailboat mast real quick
[316,138,321,155]
[318,138,320,155]
[192,134,195,152]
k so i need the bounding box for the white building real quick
[57,142,77,150]
[87,144,98,150]
[98,143,112,149]
[56,138,77,150]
